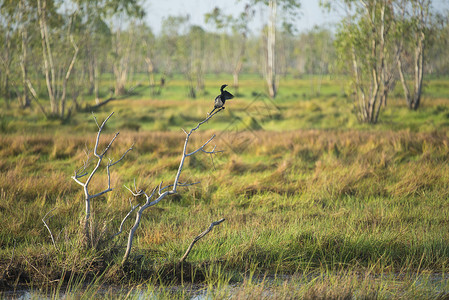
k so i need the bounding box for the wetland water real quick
[3,272,449,299]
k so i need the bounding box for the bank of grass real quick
[1,76,449,296]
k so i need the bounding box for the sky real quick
[142,0,343,35]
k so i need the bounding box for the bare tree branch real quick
[121,109,224,264]
[180,218,225,263]
[111,200,139,239]
[101,132,120,156]
[71,112,132,243]
[109,144,134,167]
[42,207,57,250]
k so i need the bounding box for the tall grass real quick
[1,128,449,285]
[1,77,449,296]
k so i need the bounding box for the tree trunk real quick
[37,0,57,115]
[20,17,30,108]
[87,55,95,96]
[113,29,134,96]
[2,31,11,103]
[411,31,425,110]
[266,0,277,98]
[396,0,428,111]
[94,63,100,104]
[145,57,155,87]
[60,35,79,118]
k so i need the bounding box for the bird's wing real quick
[222,90,234,100]
[214,95,224,107]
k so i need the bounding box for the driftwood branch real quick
[121,109,224,265]
[180,218,226,263]
[111,199,139,239]
[71,112,133,243]
[42,207,57,250]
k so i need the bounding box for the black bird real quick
[210,84,234,115]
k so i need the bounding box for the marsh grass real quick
[4,267,448,299]
[1,76,449,296]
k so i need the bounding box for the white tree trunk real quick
[266,0,277,98]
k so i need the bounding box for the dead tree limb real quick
[42,207,57,250]
[180,218,225,263]
[122,108,224,265]
[111,199,139,239]
[71,112,133,244]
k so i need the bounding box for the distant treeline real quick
[1,0,448,118]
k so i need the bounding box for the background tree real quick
[252,0,301,98]
[333,0,397,124]
[35,0,79,119]
[0,0,21,106]
[188,25,206,97]
[426,9,449,76]
[297,26,335,95]
[77,0,112,104]
[395,0,432,110]
[134,23,157,93]
[205,5,255,91]
[159,15,208,98]
[110,20,136,96]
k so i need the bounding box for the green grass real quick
[1,75,449,297]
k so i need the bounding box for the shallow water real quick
[2,272,449,299]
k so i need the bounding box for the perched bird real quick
[210,84,234,115]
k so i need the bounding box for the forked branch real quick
[71,112,133,243]
[180,218,225,263]
[122,109,224,265]
[42,207,57,250]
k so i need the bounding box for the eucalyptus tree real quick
[0,3,13,104]
[159,15,190,77]
[426,11,449,76]
[34,0,78,118]
[188,25,206,95]
[16,0,35,108]
[111,20,136,96]
[32,0,143,116]
[134,23,156,89]
[331,0,398,124]
[395,0,432,110]
[0,0,26,105]
[76,1,112,103]
[159,15,207,98]
[250,0,301,98]
[205,4,255,91]
[73,0,144,101]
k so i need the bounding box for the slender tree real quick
[250,0,301,98]
[395,0,432,110]
[333,0,397,124]
[205,5,255,91]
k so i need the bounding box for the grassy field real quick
[1,75,449,298]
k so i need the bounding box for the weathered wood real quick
[180,218,225,263]
[122,109,224,265]
[71,112,133,244]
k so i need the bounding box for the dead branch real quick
[111,199,139,239]
[121,109,224,265]
[71,112,133,243]
[42,207,57,250]
[180,218,225,263]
